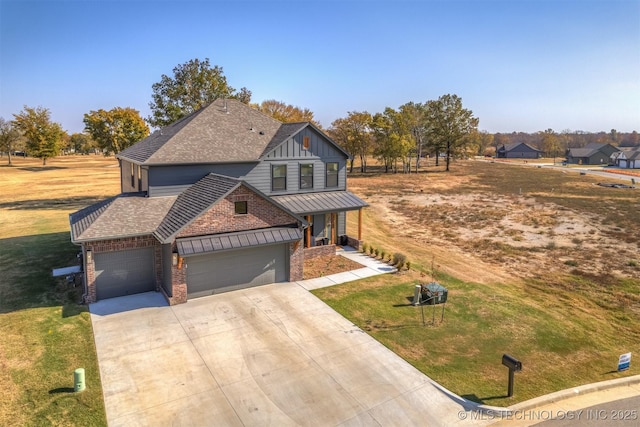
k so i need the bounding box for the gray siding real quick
[338,211,346,236]
[148,163,256,196]
[120,161,149,193]
[120,159,135,193]
[244,159,345,195]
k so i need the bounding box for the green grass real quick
[312,270,640,407]
[0,233,107,426]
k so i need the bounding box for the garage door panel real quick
[94,248,155,300]
[186,245,287,298]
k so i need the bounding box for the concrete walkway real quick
[296,246,397,291]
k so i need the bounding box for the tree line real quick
[2,57,637,167]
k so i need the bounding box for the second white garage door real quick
[185,244,288,298]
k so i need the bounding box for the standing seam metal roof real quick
[176,227,302,256]
[271,191,368,215]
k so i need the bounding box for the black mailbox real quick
[502,354,522,372]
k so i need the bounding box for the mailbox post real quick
[501,354,522,397]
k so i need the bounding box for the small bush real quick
[362,243,369,254]
[393,252,407,267]
[405,261,411,270]
[564,260,578,267]
[628,260,638,267]
[387,254,392,262]
[380,250,386,260]
[369,245,375,255]
[374,248,379,257]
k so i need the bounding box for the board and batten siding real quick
[245,129,348,196]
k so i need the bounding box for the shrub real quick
[362,243,369,254]
[369,245,375,255]
[380,250,386,260]
[387,254,392,262]
[564,260,578,267]
[628,260,638,267]
[393,252,407,267]
[374,248,379,257]
[405,260,411,270]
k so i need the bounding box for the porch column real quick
[358,208,363,240]
[331,213,337,244]
[305,215,311,248]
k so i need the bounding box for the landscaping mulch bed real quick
[303,254,365,279]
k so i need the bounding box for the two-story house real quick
[69,99,367,305]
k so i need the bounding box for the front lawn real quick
[313,269,639,407]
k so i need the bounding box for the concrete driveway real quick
[90,284,487,426]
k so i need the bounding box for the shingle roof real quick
[69,194,177,243]
[501,142,541,152]
[154,174,241,243]
[568,148,599,158]
[272,191,368,215]
[176,227,302,256]
[118,99,283,165]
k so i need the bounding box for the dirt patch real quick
[347,161,640,283]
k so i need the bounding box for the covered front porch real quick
[272,191,367,255]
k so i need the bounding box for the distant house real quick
[496,142,542,159]
[616,148,640,169]
[566,142,620,165]
[69,99,368,305]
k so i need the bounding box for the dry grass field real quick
[315,158,640,406]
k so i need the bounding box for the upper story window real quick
[326,162,339,187]
[302,136,310,150]
[300,164,313,189]
[271,164,287,191]
[234,201,248,215]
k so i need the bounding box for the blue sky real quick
[1,0,638,134]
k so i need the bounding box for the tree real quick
[257,100,320,127]
[371,108,412,173]
[0,117,21,165]
[148,58,250,127]
[541,128,561,162]
[12,106,65,165]
[84,107,149,154]
[69,133,97,154]
[329,111,373,173]
[398,102,428,172]
[425,94,478,171]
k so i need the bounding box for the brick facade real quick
[290,240,304,281]
[304,244,336,260]
[162,258,187,305]
[178,187,299,238]
[82,186,307,305]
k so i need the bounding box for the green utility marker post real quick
[74,368,86,392]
